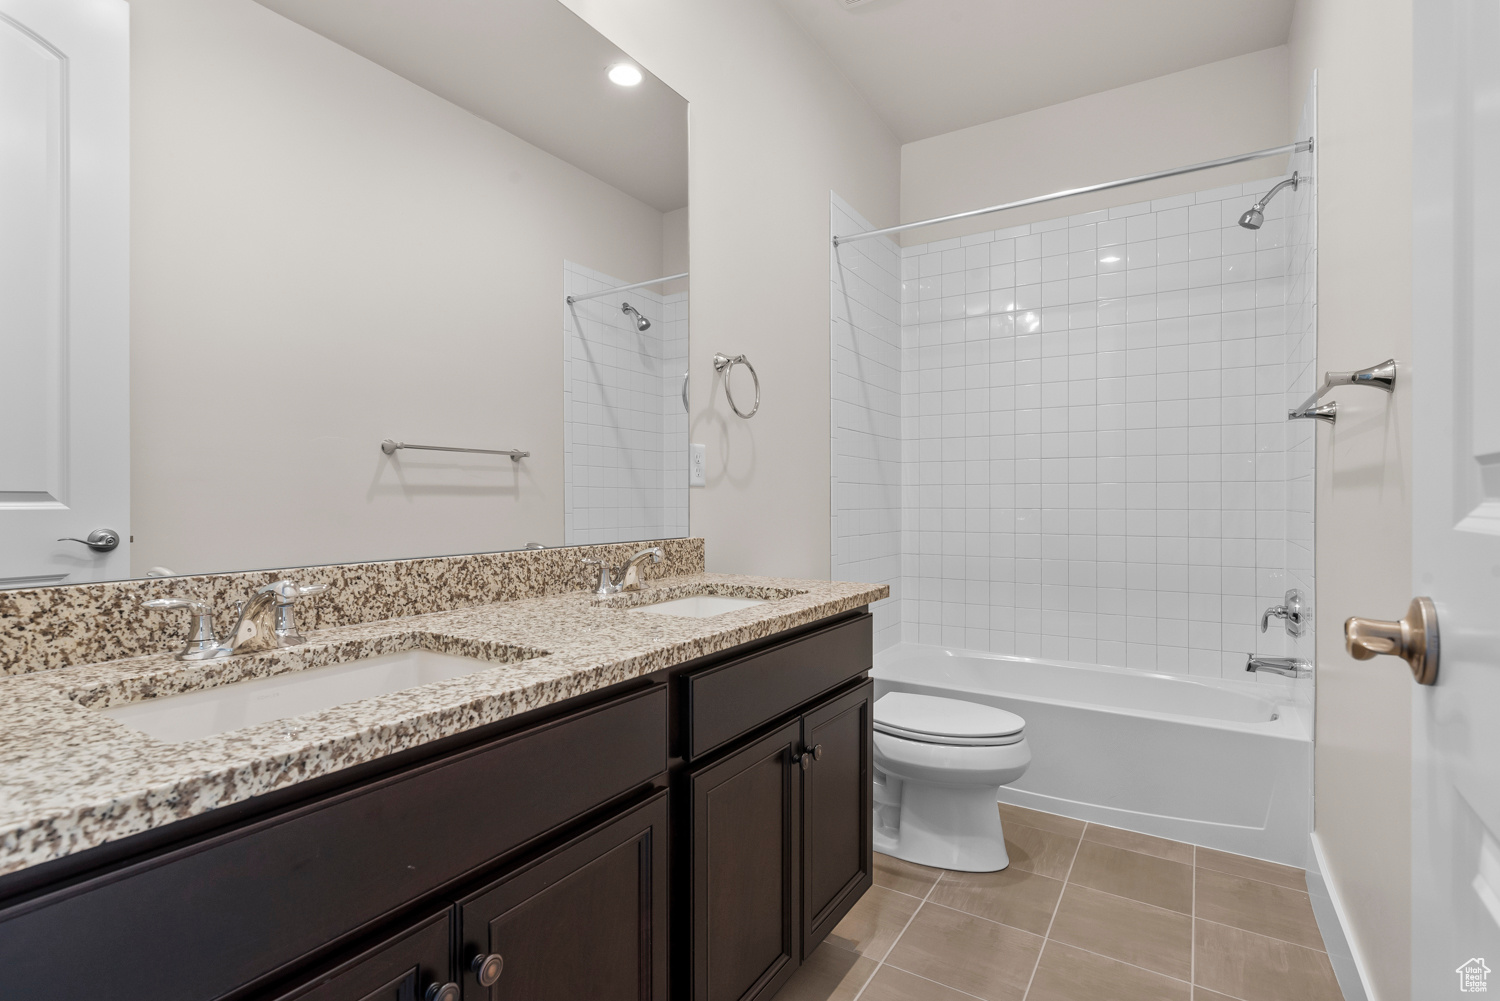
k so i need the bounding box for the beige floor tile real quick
[998,802,1086,838]
[1191,989,1240,1000]
[1082,822,1195,864]
[1047,882,1193,980]
[927,866,1063,935]
[822,885,921,960]
[1195,866,1325,950]
[1025,940,1191,1001]
[1003,823,1081,880]
[1066,840,1194,913]
[874,852,943,897]
[769,942,877,1001]
[1195,918,1343,1001]
[1195,846,1306,890]
[859,965,985,1001]
[883,902,1043,1001]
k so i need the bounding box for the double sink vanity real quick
[0,543,887,1001]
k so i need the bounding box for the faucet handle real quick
[254,579,329,646]
[257,579,329,603]
[580,558,617,595]
[141,597,220,660]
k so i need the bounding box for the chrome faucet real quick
[1260,589,1306,638]
[582,547,665,596]
[1245,654,1312,679]
[142,578,330,660]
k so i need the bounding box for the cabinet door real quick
[458,791,668,1001]
[688,720,802,1001]
[267,909,453,1001]
[800,680,874,958]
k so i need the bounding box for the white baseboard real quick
[1306,831,1377,1001]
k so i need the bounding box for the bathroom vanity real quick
[0,570,884,1001]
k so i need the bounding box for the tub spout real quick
[1246,654,1312,679]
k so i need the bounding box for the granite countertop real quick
[0,573,887,877]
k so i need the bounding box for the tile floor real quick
[775,803,1344,1001]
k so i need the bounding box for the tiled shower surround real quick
[563,262,689,545]
[832,167,1316,682]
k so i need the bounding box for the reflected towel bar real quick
[381,439,529,462]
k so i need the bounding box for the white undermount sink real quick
[629,594,769,618]
[99,649,502,744]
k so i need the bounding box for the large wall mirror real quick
[2,0,689,589]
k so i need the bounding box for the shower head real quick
[621,302,651,331]
[1238,171,1300,230]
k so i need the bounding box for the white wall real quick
[900,47,1292,246]
[130,0,668,575]
[558,0,901,580]
[1288,0,1415,998]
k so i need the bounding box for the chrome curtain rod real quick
[565,272,688,304]
[832,139,1313,246]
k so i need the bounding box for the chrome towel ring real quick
[713,353,760,419]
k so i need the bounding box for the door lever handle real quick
[1345,596,1439,685]
[57,529,121,553]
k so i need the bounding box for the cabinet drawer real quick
[0,685,666,1001]
[267,909,453,1001]
[684,613,871,760]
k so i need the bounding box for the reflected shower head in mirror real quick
[621,302,651,331]
[1238,171,1300,230]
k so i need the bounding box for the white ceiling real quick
[775,0,1296,143]
[254,0,689,212]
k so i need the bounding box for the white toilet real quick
[872,692,1031,872]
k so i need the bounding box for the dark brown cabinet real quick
[688,720,804,1001]
[458,792,669,1001]
[268,910,455,1001]
[800,683,874,958]
[685,679,874,1001]
[0,610,873,1001]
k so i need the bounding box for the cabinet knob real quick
[799,743,824,770]
[472,953,504,987]
[425,983,460,1001]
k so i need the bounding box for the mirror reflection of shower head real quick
[1238,171,1300,230]
[621,302,650,331]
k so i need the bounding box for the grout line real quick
[1194,915,1332,955]
[1019,821,1087,1000]
[849,870,942,1001]
[1036,939,1194,987]
[1192,844,1197,992]
[869,967,993,1001]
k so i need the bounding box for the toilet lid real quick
[874,693,1025,746]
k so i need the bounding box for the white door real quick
[0,0,129,587]
[1413,0,1500,993]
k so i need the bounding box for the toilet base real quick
[873,779,1010,872]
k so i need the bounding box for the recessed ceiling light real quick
[608,64,643,87]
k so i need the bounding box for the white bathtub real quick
[872,643,1313,865]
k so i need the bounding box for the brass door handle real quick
[1345,597,1439,685]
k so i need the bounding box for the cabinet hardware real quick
[425,983,459,1001]
[472,953,504,987]
[798,744,823,771]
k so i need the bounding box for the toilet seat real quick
[874,693,1026,747]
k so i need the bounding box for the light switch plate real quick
[689,443,706,486]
